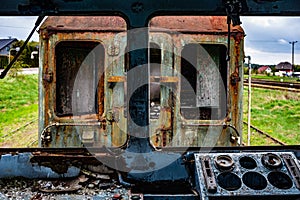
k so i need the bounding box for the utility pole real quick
[245,56,251,146]
[289,41,298,67]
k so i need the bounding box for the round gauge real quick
[214,155,234,171]
[261,153,282,170]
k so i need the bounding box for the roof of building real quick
[258,66,271,73]
[0,38,18,51]
[275,62,293,70]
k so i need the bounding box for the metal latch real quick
[230,73,241,86]
[82,130,95,145]
[43,71,53,83]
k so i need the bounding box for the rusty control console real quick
[0,147,298,199]
[195,151,300,199]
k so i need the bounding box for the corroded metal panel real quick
[229,30,245,145]
[0,153,80,178]
[40,16,127,32]
[39,16,244,148]
[41,16,244,34]
[55,41,101,116]
[150,16,242,33]
[149,33,174,147]
[170,29,244,147]
[39,26,127,147]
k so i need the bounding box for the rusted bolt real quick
[131,2,144,13]
[230,73,241,86]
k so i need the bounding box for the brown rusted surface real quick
[230,31,245,145]
[40,16,244,34]
[149,76,179,83]
[150,16,244,33]
[107,76,126,82]
[39,15,245,148]
[98,70,105,118]
[40,16,127,32]
[151,106,173,147]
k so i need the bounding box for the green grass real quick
[0,74,38,147]
[245,74,300,83]
[0,74,38,110]
[243,87,300,146]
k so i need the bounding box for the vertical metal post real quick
[289,41,298,68]
[126,23,154,153]
[245,56,251,146]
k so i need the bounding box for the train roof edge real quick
[39,16,244,33]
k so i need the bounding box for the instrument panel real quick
[195,151,300,199]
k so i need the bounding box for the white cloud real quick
[278,39,289,44]
[241,16,300,64]
[244,16,279,28]
[244,46,300,65]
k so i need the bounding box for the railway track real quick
[243,121,286,146]
[244,78,300,92]
[246,78,300,89]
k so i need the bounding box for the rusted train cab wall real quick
[38,16,245,148]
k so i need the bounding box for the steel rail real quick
[243,121,286,146]
[250,79,300,89]
[1,118,38,139]
[244,78,300,89]
[244,83,300,93]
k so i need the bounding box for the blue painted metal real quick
[125,151,188,181]
[126,27,154,153]
[143,194,198,199]
[2,0,300,17]
[0,153,80,178]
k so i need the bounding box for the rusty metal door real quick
[149,32,175,147]
[107,32,175,148]
[106,32,128,147]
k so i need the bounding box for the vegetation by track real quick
[243,86,300,146]
[0,74,38,147]
[245,74,300,83]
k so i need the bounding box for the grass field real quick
[243,87,300,145]
[0,74,38,147]
[245,74,300,83]
[0,74,299,147]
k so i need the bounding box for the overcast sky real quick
[0,16,300,65]
[241,16,300,65]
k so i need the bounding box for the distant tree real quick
[244,66,249,74]
[11,40,39,68]
[269,65,276,73]
[244,63,260,70]
[0,56,8,69]
[294,65,300,72]
[253,68,258,75]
